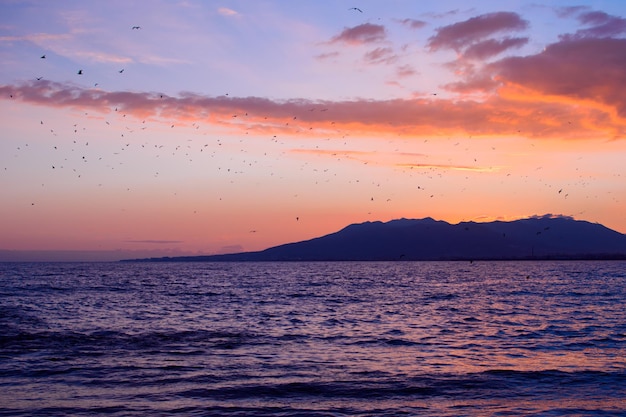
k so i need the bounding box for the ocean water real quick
[0,261,625,416]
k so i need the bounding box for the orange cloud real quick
[396,163,501,173]
[491,37,626,117]
[2,76,625,141]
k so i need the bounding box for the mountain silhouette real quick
[126,215,626,261]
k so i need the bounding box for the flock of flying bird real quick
[4,9,615,242]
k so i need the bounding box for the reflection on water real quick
[0,261,625,416]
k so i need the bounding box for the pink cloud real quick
[217,7,239,17]
[427,12,528,52]
[329,23,386,45]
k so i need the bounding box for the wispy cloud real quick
[363,47,397,65]
[290,149,430,166]
[124,240,184,244]
[396,18,427,30]
[290,149,376,156]
[0,29,133,64]
[555,6,589,19]
[396,163,502,172]
[218,7,239,17]
[314,51,340,61]
[289,149,384,162]
[72,50,133,64]
[0,32,71,44]
[328,23,387,45]
[396,64,418,78]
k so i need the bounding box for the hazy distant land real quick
[125,215,626,262]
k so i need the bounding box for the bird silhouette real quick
[132,26,141,30]
[349,7,363,12]
[40,54,46,59]
[77,70,83,75]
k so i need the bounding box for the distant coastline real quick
[124,254,626,263]
[121,215,626,262]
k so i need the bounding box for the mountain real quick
[125,215,626,262]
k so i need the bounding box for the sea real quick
[0,261,625,416]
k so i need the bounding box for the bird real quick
[132,26,141,30]
[36,77,43,80]
[118,69,124,73]
[349,7,363,12]
[77,70,83,75]
[40,54,46,59]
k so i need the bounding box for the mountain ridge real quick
[123,215,626,262]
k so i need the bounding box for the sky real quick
[1,0,625,261]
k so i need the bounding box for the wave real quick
[0,329,265,356]
[172,369,625,401]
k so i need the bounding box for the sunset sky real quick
[1,0,625,261]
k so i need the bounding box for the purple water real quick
[1,261,625,416]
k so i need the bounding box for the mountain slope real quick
[127,215,626,261]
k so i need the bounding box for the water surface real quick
[1,261,625,416]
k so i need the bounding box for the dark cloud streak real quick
[427,12,528,52]
[569,10,626,39]
[463,37,528,60]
